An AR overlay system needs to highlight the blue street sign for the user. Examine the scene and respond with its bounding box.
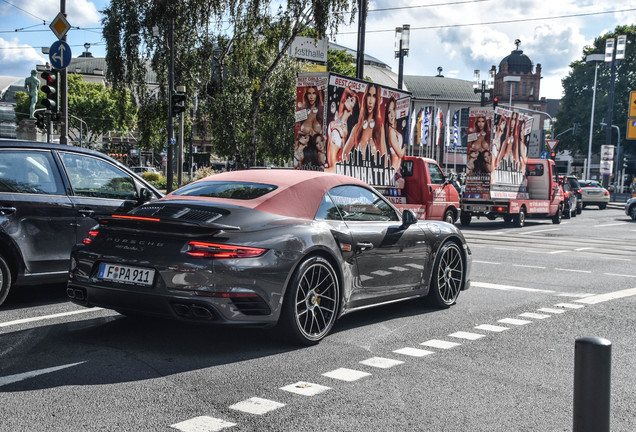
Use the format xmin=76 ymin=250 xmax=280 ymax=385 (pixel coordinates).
xmin=540 ymin=151 xmax=549 ymax=159
xmin=170 ymin=138 xmax=176 ymax=144
xmin=49 ymin=40 xmax=72 ymax=70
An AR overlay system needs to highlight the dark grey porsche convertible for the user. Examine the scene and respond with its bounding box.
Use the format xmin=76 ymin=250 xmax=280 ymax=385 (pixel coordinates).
xmin=68 ymin=169 xmax=471 ymax=344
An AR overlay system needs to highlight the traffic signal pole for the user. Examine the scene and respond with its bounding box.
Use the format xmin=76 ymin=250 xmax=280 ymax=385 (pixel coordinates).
xmin=166 ymin=16 xmax=175 ymax=193
xmin=60 ymin=0 xmax=68 ymax=144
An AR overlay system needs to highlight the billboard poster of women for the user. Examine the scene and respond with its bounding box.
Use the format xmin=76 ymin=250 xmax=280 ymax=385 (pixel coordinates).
xmin=294 ymin=76 xmax=327 ymax=169
xmin=489 ymin=107 xmax=534 ymax=199
xmin=320 ymin=73 xmax=410 ymax=187
xmin=464 ymin=107 xmax=493 ymax=199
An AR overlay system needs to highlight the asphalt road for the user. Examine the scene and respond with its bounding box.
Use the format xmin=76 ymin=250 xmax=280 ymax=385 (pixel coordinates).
xmin=1 ymin=207 xmax=634 ymax=432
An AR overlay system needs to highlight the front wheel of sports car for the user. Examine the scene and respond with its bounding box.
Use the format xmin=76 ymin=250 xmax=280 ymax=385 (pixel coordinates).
xmin=428 ymin=241 xmax=464 ymax=308
xmin=0 ymin=254 xmax=12 ymax=306
xmin=279 ymin=256 xmax=340 ymax=345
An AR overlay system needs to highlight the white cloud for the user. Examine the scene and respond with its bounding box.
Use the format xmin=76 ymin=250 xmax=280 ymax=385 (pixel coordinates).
xmin=0 ymin=37 xmax=46 ymax=77
xmin=67 ymin=0 xmax=102 ymax=26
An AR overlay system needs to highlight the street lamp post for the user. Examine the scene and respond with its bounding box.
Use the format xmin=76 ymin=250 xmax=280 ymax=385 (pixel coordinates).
xmin=473 ymin=69 xmax=494 ymax=106
xmin=503 ymin=76 xmax=521 ymax=107
xmin=601 ymin=121 xmax=622 ymax=190
xmin=585 ymin=53 xmax=604 ymax=180
xmin=604 ymin=35 xmax=626 ymax=150
xmin=394 ymin=25 xmax=410 ymax=90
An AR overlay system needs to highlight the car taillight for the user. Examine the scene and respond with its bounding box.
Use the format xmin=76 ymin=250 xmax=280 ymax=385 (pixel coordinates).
xmin=604 ymin=190 xmax=609 ymax=196
xmin=82 ymin=230 xmax=99 ymax=245
xmin=577 ymin=189 xmax=582 ymax=194
xmin=186 ymin=241 xmax=267 ymax=258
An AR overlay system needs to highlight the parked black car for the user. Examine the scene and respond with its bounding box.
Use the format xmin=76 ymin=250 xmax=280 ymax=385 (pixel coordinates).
xmin=565 ymin=175 xmax=583 ymax=215
xmin=0 ymin=140 xmax=162 ymax=305
xmin=559 ymin=177 xmax=578 ymax=219
xmin=626 ymin=197 xmax=636 ymax=221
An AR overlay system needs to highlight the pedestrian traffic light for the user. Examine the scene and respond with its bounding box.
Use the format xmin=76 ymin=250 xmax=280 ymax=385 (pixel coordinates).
xmin=35 ymin=113 xmax=45 ymax=129
xmin=171 ymin=91 xmax=186 ymax=117
xmin=41 ymin=69 xmax=58 ymax=113
xmin=493 ymin=96 xmax=499 ymax=109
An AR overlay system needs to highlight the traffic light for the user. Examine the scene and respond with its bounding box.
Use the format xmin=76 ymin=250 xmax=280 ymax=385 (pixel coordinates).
xmin=550 ymin=151 xmax=556 ymax=160
xmin=41 ymin=69 xmax=58 ymax=113
xmin=35 ymin=113 xmax=45 ymax=129
xmin=171 ymin=91 xmax=186 ymax=117
xmin=493 ymin=96 xmax=499 ymax=109
xmin=624 ymin=157 xmax=629 ymax=168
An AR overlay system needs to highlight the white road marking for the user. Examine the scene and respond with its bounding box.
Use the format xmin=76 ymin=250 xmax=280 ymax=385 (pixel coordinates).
xmin=574 ymin=287 xmax=636 ymax=305
xmin=519 ymin=312 xmax=551 ymax=319
xmin=474 ymin=324 xmax=509 ymax=332
xmin=448 ymin=331 xmax=485 ymax=340
xmin=359 ymin=357 xmax=404 ymax=369
xmin=279 ymin=382 xmax=330 ymax=396
xmin=548 ymin=250 xmax=569 ymax=254
xmin=421 ymin=339 xmax=460 ymax=349
xmin=388 ymin=266 xmax=409 ymax=272
xmin=322 ymin=368 xmax=371 ymax=382
xmin=473 ymin=260 xmax=501 ymax=265
xmin=556 ymin=293 xmax=595 ymax=298
xmin=537 ymin=307 xmax=566 ymax=314
xmin=359 ymin=275 xmax=373 ymax=282
xmin=555 ymin=268 xmax=592 ymax=273
xmin=405 ymin=263 xmax=424 ymax=270
xmin=574 ymin=247 xmax=593 ymax=251
xmin=472 ymin=281 xmax=555 ymax=293
xmin=521 ymin=228 xmax=561 ymax=235
xmin=554 ymin=303 xmax=585 ymax=309
xmin=0 ymin=308 xmax=104 ymax=329
xmin=604 ymin=273 xmax=636 ymax=278
xmin=229 ymin=397 xmax=285 ymax=415
xmin=512 ymin=264 xmax=546 ymax=269
xmin=596 ymin=222 xmax=630 ymax=227
xmin=393 ymin=347 xmax=435 ymax=357
xmin=0 ymin=361 xmax=86 ymax=387
xmin=371 ymin=270 xmax=392 ymax=276
xmin=498 ymin=318 xmax=532 ymax=326
xmin=171 ymin=416 xmax=236 ymax=432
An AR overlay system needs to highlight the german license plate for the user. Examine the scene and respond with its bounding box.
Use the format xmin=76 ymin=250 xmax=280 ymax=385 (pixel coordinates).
xmin=98 ymin=263 xmax=155 ymax=286
xmin=470 ymin=205 xmax=487 ymax=212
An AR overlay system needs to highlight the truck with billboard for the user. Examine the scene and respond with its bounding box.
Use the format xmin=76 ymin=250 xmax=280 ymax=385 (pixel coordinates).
xmin=295 ymin=72 xmax=460 ymax=222
xmin=459 ymin=106 xmax=564 ymax=227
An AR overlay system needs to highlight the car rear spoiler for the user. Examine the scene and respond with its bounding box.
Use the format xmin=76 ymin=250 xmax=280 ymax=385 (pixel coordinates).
xmin=94 ymin=213 xmax=241 ymax=234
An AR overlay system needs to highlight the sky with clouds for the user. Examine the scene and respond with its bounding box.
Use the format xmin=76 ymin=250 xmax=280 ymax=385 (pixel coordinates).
xmin=0 ymin=0 xmax=633 ymax=99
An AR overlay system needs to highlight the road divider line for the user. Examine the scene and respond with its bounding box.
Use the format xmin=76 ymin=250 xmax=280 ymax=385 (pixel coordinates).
xmin=513 ymin=264 xmax=546 ymax=269
xmin=596 ymin=222 xmax=630 ymax=227
xmin=603 ymin=273 xmax=636 ymax=278
xmin=0 ymin=308 xmax=104 ymax=329
xmin=574 ymin=287 xmax=636 ymax=304
xmin=0 ymin=361 xmax=86 ymax=387
xmin=472 ymin=260 xmax=501 ymax=265
xmin=555 ymin=268 xmax=592 ymax=273
xmin=522 ymin=228 xmax=561 ymax=235
xmin=472 ymin=281 xmax=555 ymax=293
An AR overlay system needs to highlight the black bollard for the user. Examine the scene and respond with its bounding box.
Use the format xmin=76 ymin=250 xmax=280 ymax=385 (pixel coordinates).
xmin=573 ymin=337 xmax=611 ymax=432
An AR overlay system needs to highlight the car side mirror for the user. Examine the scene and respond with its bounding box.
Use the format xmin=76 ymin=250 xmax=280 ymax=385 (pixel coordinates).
xmin=138 ymin=187 xmax=153 ymax=204
xmin=401 ymin=209 xmax=418 ymax=227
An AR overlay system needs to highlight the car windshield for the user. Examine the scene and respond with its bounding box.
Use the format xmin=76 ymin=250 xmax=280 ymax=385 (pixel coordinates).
xmin=172 ymin=181 xmax=277 ymax=199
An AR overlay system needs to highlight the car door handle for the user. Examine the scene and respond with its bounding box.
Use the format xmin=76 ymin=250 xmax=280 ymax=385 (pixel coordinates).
xmin=78 ymin=208 xmax=95 ymax=217
xmin=0 ymin=206 xmax=16 ymax=215
xmin=356 ymin=242 xmax=374 ymax=251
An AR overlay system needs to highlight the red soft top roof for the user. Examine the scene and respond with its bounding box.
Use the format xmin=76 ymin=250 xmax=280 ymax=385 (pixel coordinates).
xmin=161 ymin=169 xmax=371 ymax=219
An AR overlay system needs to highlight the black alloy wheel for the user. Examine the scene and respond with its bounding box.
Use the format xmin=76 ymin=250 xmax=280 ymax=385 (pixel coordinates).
xmin=0 ymin=254 xmax=12 ymax=306
xmin=552 ymin=204 xmax=562 ymax=224
xmin=428 ymin=241 xmax=464 ymax=308
xmin=280 ymin=256 xmax=340 ymax=345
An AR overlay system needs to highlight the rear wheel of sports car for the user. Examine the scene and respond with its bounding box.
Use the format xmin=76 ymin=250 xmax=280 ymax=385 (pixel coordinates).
xmin=279 ymin=256 xmax=340 ymax=345
xmin=428 ymin=241 xmax=464 ymax=308
xmin=0 ymin=254 xmax=12 ymax=306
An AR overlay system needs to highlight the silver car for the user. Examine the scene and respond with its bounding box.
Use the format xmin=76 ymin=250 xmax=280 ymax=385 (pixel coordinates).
xmin=578 ymin=180 xmax=610 ymax=209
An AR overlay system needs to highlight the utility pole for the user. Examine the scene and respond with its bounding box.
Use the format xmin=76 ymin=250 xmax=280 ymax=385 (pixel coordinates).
xmin=167 ymin=16 xmax=175 ymax=192
xmin=355 ymin=0 xmax=366 ymax=79
xmin=59 ymin=0 xmax=68 ymax=144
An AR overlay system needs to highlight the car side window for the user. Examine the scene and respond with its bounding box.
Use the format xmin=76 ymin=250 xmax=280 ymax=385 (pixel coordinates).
xmin=0 ymin=149 xmax=64 ymax=195
xmin=427 ymin=163 xmax=445 ymax=185
xmin=326 ymin=185 xmax=399 ymax=222
xmin=60 ymin=152 xmax=137 ymax=200
xmin=315 ymin=193 xmax=343 ymax=221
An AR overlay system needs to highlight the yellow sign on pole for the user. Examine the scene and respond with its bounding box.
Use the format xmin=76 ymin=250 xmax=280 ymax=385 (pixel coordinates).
xmin=49 ymin=12 xmax=71 ymax=40
xmin=630 ymin=91 xmax=636 ymax=118
xmin=627 ymin=118 xmax=636 ymax=140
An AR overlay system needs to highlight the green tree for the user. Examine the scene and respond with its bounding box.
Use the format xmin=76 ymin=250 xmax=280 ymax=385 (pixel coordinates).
xmin=67 ymin=73 xmax=137 ymax=147
xmin=555 ymin=25 xmax=636 ymax=159
xmin=328 ymin=47 xmax=357 ymax=77
xmin=102 ymin=0 xmax=356 ymax=166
